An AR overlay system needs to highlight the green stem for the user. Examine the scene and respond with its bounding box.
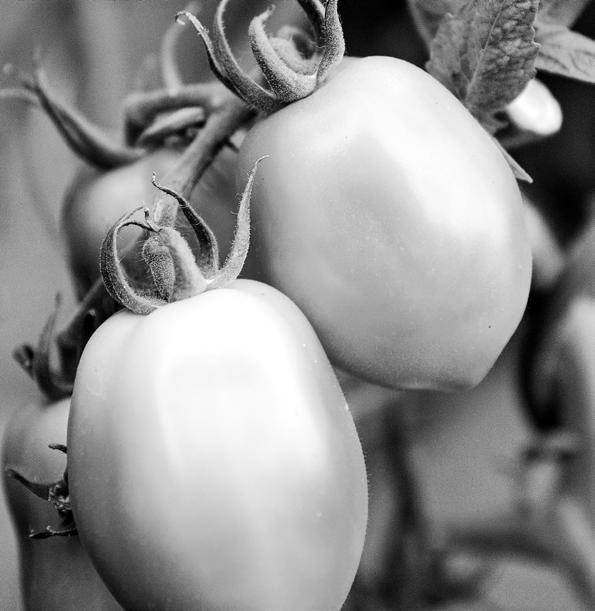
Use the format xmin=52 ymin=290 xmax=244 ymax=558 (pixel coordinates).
xmin=152 ymin=91 xmax=254 ymax=227
xmin=122 ymin=81 xmax=228 ymax=145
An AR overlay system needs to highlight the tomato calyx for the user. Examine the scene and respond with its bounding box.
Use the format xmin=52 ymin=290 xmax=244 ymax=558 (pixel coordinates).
xmin=121 ymin=81 xmax=239 ymax=148
xmin=5 ymin=444 xmax=77 ymax=540
xmin=99 ymin=206 xmax=206 ymax=314
xmin=3 ymin=28 xmax=259 ymax=377
xmin=177 ymin=0 xmax=345 ymax=115
xmin=100 ymin=159 xmax=262 ymax=314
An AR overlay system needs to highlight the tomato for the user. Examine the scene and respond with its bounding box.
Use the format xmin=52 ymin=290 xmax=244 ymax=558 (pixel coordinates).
xmin=68 ymin=279 xmax=368 ymax=611
xmin=529 ymin=216 xmax=595 ymax=419
xmin=61 ymin=146 xmax=241 ymax=299
xmin=2 ymin=398 xmax=121 ymax=610
xmin=238 ymin=56 xmax=532 ymax=391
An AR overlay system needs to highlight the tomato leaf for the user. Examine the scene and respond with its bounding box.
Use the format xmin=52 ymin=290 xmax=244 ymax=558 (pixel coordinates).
xmin=426 ymin=0 xmax=540 ymax=131
xmin=537 ymin=0 xmax=591 ymax=26
xmin=535 ymin=23 xmax=595 ymax=84
xmin=406 ymin=0 xmax=460 ymax=47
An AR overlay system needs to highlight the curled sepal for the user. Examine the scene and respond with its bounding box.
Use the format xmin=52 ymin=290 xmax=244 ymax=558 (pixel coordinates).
xmin=208 ymin=156 xmax=265 ymax=289
xmin=136 ymin=106 xmax=206 ymax=148
xmin=2 ymin=61 xmax=142 ymax=169
xmin=151 ymin=173 xmax=220 ymax=278
xmin=100 ymin=208 xmax=167 ymax=314
xmin=175 ymin=10 xmax=239 ymax=96
xmin=49 ymin=443 xmax=68 ymax=454
xmin=32 ymin=295 xmax=74 ymax=400
xmin=5 ymin=467 xmax=64 ymax=504
xmin=249 ymin=8 xmax=317 ymax=103
xmin=271 ymin=26 xmax=319 ymax=74
xmin=178 ymin=6 xmax=278 ymax=114
xmin=159 ymin=226 xmax=210 ymax=299
xmin=101 ymin=207 xmax=211 ymax=313
xmin=181 ymin=0 xmax=344 ymax=113
xmin=55 ymin=279 xmax=117 ymax=381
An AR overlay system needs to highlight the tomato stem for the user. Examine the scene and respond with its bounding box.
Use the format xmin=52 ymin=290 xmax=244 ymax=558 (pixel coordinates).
xmin=12 ymin=278 xmax=115 ymax=398
xmin=443 ymin=432 xmax=595 ymax=607
xmin=55 ymin=278 xmax=116 ymax=361
xmin=122 ymin=81 xmax=230 ymax=145
xmin=160 ymin=1 xmax=200 ymax=90
xmin=100 ymin=155 xmax=263 ymax=313
xmin=151 ymin=91 xmax=252 ymax=226
xmin=2 ymin=61 xmax=143 ymax=169
xmin=11 ymin=296 xmax=72 ymax=401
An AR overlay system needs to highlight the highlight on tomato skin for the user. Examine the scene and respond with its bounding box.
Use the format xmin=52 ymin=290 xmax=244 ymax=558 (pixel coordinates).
xmin=67 ymin=279 xmax=368 ymax=611
xmin=238 ymin=55 xmax=532 ymax=392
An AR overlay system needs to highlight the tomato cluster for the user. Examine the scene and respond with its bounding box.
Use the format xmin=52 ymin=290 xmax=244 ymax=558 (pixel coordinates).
xmin=2 ymin=1 xmax=535 ymax=609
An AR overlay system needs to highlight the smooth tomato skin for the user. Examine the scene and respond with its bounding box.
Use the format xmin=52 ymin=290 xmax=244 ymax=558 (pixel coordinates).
xmin=61 ymin=146 xmax=242 ymax=298
xmin=239 ymin=56 xmax=532 ymax=391
xmin=2 ymin=398 xmax=121 ymax=610
xmin=68 ymin=279 xmax=368 ymax=611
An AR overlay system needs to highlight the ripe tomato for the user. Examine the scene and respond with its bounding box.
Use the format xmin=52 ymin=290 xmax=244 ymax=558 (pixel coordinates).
xmin=61 ymin=146 xmax=240 ymax=298
xmin=2 ymin=398 xmax=120 ymax=610
xmin=239 ymin=56 xmax=532 ymax=391
xmin=68 ymin=279 xmax=368 ymax=611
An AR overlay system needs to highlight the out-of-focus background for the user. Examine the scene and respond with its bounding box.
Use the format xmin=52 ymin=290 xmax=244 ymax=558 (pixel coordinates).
xmin=1 ymin=1 xmax=594 ymax=609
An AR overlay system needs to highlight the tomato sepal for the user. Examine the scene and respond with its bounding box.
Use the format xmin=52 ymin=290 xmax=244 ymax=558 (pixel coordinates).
xmin=5 ymin=442 xmax=76 ymax=540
